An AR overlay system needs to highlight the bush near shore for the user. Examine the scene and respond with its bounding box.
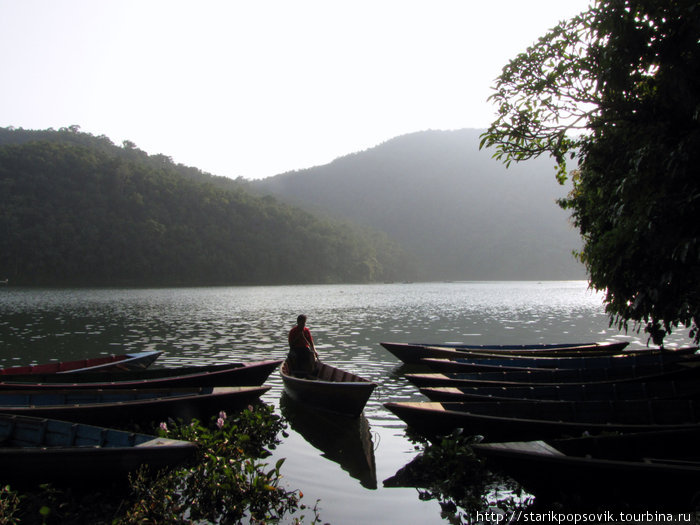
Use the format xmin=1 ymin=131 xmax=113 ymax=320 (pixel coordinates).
xmin=0 ymin=405 xmax=321 ymax=524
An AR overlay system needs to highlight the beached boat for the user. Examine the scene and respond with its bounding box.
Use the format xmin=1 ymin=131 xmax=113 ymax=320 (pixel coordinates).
xmin=280 ymin=360 xmax=377 ymax=417
xmin=384 ymin=399 xmax=700 ymax=441
xmin=404 ymin=360 xmax=700 ymax=388
xmin=472 ymin=428 xmax=700 ymax=508
xmin=420 ymin=347 xmax=699 ymax=373
xmin=0 ymin=350 xmax=162 ymax=375
xmin=0 ymin=413 xmax=196 ymax=484
xmin=0 ymin=359 xmax=282 ymax=390
xmin=0 ymin=385 xmax=270 ymax=426
xmin=418 ymin=379 xmax=700 ymax=402
xmin=380 ymin=341 xmax=631 ymax=364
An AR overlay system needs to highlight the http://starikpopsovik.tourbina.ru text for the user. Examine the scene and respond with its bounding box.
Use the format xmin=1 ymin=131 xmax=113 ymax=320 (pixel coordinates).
xmin=475 ymin=510 xmax=694 ymax=523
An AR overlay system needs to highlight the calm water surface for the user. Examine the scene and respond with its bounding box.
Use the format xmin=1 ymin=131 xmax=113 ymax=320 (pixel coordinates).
xmin=0 ymin=282 xmax=694 ymax=524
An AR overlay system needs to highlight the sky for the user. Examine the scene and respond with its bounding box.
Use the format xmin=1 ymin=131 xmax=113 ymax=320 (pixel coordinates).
xmin=0 ymin=0 xmax=591 ymax=180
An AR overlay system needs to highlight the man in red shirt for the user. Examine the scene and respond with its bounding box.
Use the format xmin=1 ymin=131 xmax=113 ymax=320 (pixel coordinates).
xmin=287 ymin=314 xmax=318 ymax=376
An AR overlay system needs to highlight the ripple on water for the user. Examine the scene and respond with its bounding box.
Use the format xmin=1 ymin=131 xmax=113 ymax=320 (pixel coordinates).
xmin=0 ymin=282 xmax=696 ymax=524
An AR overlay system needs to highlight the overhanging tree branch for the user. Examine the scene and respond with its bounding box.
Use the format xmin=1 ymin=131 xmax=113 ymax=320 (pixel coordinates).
xmin=479 ymin=0 xmax=700 ymax=345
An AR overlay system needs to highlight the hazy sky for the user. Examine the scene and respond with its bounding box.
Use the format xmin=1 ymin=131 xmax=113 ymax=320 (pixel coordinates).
xmin=0 ymin=1 xmax=591 ymax=179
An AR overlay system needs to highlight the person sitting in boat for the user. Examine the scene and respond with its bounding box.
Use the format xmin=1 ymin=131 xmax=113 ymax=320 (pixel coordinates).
xmin=287 ymin=314 xmax=318 ymax=376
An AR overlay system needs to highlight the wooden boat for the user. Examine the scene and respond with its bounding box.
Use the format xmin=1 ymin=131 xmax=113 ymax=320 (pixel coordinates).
xmin=380 ymin=341 xmax=631 ymax=364
xmin=280 ymin=360 xmax=377 ymax=417
xmin=384 ymin=399 xmax=700 ymax=441
xmin=420 ymin=347 xmax=699 ymax=373
xmin=472 ymin=428 xmax=700 ymax=508
xmin=0 ymin=350 xmax=162 ymax=375
xmin=418 ymin=379 xmax=700 ymax=402
xmin=0 ymin=413 xmax=196 ymax=484
xmin=0 ymin=385 xmax=270 ymax=426
xmin=0 ymin=359 xmax=283 ymax=390
xmin=404 ymin=360 xmax=700 ymax=388
xmin=280 ymin=392 xmax=377 ymax=489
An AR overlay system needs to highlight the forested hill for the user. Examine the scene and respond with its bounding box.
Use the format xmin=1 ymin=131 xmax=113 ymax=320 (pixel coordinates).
xmin=251 ymin=129 xmax=586 ymax=280
xmin=0 ymin=127 xmax=408 ymax=286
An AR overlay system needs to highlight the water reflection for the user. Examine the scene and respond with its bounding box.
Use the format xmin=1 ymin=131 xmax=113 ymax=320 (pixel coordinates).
xmin=1 ymin=282 xmax=696 ymax=524
xmin=383 ymin=431 xmax=533 ymax=523
xmin=280 ymin=393 xmax=377 ymax=489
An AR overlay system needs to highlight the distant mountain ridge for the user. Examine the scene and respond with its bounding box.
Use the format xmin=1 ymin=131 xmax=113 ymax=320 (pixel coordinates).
xmin=252 ymin=129 xmax=586 ymax=280
xmin=0 ymin=125 xmax=585 ymax=285
xmin=0 ymin=127 xmax=407 ymax=286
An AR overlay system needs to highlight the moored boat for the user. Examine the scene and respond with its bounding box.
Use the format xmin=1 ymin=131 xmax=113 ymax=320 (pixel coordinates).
xmin=380 ymin=341 xmax=631 ymax=364
xmin=280 ymin=360 xmax=377 ymax=417
xmin=384 ymin=399 xmax=700 ymax=441
xmin=0 ymin=413 xmax=196 ymax=484
xmin=404 ymin=360 xmax=700 ymax=388
xmin=0 ymin=385 xmax=270 ymax=426
xmin=418 ymin=379 xmax=700 ymax=402
xmin=0 ymin=359 xmax=283 ymax=390
xmin=472 ymin=428 xmax=700 ymax=508
xmin=420 ymin=347 xmax=699 ymax=374
xmin=0 ymin=350 xmax=162 ymax=375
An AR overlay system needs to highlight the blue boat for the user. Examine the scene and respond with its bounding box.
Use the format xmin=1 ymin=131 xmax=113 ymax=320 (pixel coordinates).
xmin=405 ymin=360 xmax=700 ymax=388
xmin=420 ymin=347 xmax=699 ymax=373
xmin=0 ymin=413 xmax=196 ymax=484
xmin=418 ymin=378 xmax=700 ymax=402
xmin=380 ymin=341 xmax=630 ymax=364
xmin=0 ymin=385 xmax=270 ymax=425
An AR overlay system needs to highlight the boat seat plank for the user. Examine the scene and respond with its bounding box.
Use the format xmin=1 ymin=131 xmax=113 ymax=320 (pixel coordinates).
xmin=70 ymin=423 xmax=79 ymax=446
xmin=643 ymin=457 xmax=700 ymax=466
xmin=0 ymin=417 xmax=15 ymax=445
xmin=484 ymin=440 xmax=566 ymax=456
xmin=38 ymin=419 xmax=48 ymax=445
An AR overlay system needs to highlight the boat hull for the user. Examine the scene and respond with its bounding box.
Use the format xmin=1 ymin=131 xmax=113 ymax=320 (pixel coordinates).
xmin=404 ymin=362 xmax=700 ymax=388
xmin=0 ymin=351 xmax=162 ymax=375
xmin=418 ymin=379 xmax=700 ymax=402
xmin=0 ymin=360 xmax=282 ymax=390
xmin=473 ymin=428 xmax=700 ymax=508
xmin=0 ymin=385 xmax=270 ymax=426
xmin=419 ymin=348 xmax=699 ymax=373
xmin=280 ymin=361 xmax=376 ymax=417
xmin=380 ymin=341 xmax=631 ymax=364
xmin=0 ymin=413 xmax=196 ymax=485
xmin=384 ymin=399 xmax=700 ymax=441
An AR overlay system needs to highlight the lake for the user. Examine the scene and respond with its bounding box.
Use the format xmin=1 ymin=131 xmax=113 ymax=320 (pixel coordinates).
xmin=0 ymin=281 xmax=694 ymax=524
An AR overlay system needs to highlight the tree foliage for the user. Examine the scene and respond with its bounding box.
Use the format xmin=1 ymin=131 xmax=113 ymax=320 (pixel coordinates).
xmin=481 ymin=0 xmax=700 ymax=344
xmin=0 ymin=406 xmax=321 ymax=524
xmin=0 ymin=127 xmax=407 ymax=286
